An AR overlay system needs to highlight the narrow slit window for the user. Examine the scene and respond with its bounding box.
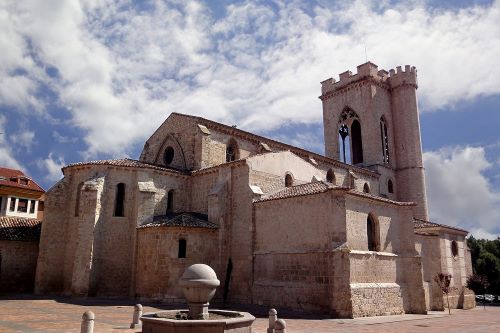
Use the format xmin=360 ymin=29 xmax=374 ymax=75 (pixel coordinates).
xmin=178 ymin=239 xmax=187 ymax=258
xmin=367 ymin=215 xmax=379 ymax=251
xmin=166 ymin=189 xmax=174 ymax=214
xmin=114 ymin=183 xmax=126 ymax=217
xmin=363 ymin=183 xmax=370 ymax=193
xmin=285 ymin=174 xmax=293 ymax=187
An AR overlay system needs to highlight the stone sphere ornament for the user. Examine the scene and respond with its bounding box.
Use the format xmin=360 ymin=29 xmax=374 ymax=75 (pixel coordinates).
xmin=179 ymin=264 xmax=220 ymax=319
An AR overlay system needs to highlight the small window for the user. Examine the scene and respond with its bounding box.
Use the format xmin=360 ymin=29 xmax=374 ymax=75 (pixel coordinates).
xmin=164 ymin=146 xmax=174 ymax=165
xmin=178 ymin=239 xmax=187 ymax=258
xmin=451 ymin=240 xmax=458 ymax=257
xmin=367 ymin=215 xmax=379 ymax=251
xmin=166 ymin=189 xmax=174 ymax=213
xmin=17 ymin=198 xmax=28 ymax=213
xmin=29 ymin=200 xmax=36 ymax=214
xmin=363 ymin=183 xmax=370 ymax=193
xmin=388 ymin=179 xmax=394 ymax=194
xmin=285 ymin=174 xmax=293 ymax=187
xmin=114 ymin=183 xmax=126 ymax=217
xmin=19 ymin=178 xmax=29 ymax=185
xmin=326 ymin=169 xmax=335 ymax=184
xmin=9 ymin=198 xmax=16 ymax=212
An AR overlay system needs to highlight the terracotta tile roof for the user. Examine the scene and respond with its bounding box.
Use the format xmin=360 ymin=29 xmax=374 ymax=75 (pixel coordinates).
xmin=414 ymin=218 xmax=468 ymax=233
xmin=256 ymin=181 xmax=333 ymax=202
xmin=64 ymin=158 xmax=187 ymax=175
xmin=0 ymin=216 xmax=41 ymax=241
xmin=139 ymin=212 xmax=218 ymax=230
xmin=0 ymin=167 xmax=44 ymax=192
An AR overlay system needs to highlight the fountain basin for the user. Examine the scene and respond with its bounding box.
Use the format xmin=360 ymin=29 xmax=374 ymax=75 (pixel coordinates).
xmin=141 ymin=309 xmax=255 ymax=333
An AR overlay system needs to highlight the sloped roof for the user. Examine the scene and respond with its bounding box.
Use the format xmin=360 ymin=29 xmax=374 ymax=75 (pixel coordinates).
xmin=0 ymin=216 xmax=42 ymax=241
xmin=0 ymin=167 xmax=44 ymax=193
xmin=414 ymin=218 xmax=468 ymax=233
xmin=166 ymin=113 xmax=378 ymax=177
xmin=257 ymin=181 xmax=333 ymax=202
xmin=64 ymin=158 xmax=187 ymax=174
xmin=139 ymin=212 xmax=218 ymax=230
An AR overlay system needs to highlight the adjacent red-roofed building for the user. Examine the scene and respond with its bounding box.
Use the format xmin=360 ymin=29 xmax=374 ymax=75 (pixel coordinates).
xmin=0 ymin=167 xmax=44 ymax=293
xmin=0 ymin=167 xmax=45 ymax=220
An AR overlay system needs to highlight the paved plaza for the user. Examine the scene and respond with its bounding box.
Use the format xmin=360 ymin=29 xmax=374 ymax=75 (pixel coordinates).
xmin=0 ymin=296 xmax=498 ymax=332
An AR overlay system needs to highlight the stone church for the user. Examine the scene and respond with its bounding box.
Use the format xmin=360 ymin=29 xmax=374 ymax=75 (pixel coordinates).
xmin=35 ymin=62 xmax=474 ymax=318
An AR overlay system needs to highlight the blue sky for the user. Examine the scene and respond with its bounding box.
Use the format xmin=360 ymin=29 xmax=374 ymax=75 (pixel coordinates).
xmin=0 ymin=0 xmax=499 ymax=238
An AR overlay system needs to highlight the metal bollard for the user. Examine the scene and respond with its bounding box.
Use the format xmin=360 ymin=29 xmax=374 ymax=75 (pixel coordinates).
xmin=130 ymin=304 xmax=143 ymax=329
xmin=274 ymin=318 xmax=286 ymax=333
xmin=81 ymin=310 xmax=95 ymax=333
xmin=267 ymin=308 xmax=277 ymax=333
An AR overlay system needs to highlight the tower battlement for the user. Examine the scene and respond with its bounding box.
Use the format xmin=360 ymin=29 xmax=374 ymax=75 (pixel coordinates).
xmin=320 ymin=62 xmax=418 ymax=95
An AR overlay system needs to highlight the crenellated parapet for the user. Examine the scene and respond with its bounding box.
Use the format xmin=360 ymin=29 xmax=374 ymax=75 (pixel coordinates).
xmin=320 ymin=62 xmax=418 ymax=97
xmin=387 ymin=65 xmax=418 ymax=90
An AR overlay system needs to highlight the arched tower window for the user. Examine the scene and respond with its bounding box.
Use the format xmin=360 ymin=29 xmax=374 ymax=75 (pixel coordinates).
xmin=75 ymin=182 xmax=83 ymax=216
xmin=326 ymin=169 xmax=335 ymax=184
xmin=226 ymin=138 xmax=239 ymax=162
xmin=380 ymin=117 xmax=390 ymax=163
xmin=367 ymin=214 xmax=379 ymax=251
xmin=388 ymin=179 xmax=394 ymax=194
xmin=285 ymin=174 xmax=293 ymax=187
xmin=178 ymin=239 xmax=187 ymax=258
xmin=114 ymin=183 xmax=125 ymax=217
xmin=338 ymin=108 xmax=363 ymax=165
xmin=363 ymin=183 xmax=370 ymax=193
xmin=166 ymin=189 xmax=174 ymax=214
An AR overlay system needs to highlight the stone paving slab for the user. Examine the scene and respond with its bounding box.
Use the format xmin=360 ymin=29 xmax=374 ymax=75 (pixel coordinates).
xmin=0 ymin=296 xmax=499 ymax=332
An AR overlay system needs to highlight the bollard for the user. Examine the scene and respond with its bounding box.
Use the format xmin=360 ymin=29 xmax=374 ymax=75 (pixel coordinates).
xmin=267 ymin=308 xmax=277 ymax=333
xmin=274 ymin=318 xmax=286 ymax=333
xmin=130 ymin=304 xmax=143 ymax=329
xmin=81 ymin=310 xmax=95 ymax=333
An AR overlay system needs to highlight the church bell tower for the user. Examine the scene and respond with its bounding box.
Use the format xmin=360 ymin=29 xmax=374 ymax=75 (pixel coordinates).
xmin=319 ymin=62 xmax=429 ymax=221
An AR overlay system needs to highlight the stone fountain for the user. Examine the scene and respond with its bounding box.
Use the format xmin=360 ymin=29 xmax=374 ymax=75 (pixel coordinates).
xmin=141 ymin=264 xmax=255 ymax=333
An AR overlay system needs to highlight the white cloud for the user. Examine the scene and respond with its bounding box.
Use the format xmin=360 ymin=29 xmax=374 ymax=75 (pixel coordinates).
xmin=0 ymin=115 xmax=24 ymax=170
xmin=1 ymin=0 xmax=500 ymax=158
xmin=37 ymin=153 xmax=65 ymax=183
xmin=11 ymin=129 xmax=35 ymax=151
xmin=424 ymin=146 xmax=500 ymax=239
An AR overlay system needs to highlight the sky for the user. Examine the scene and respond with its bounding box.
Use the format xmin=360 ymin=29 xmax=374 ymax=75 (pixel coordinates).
xmin=0 ymin=0 xmax=499 ymax=239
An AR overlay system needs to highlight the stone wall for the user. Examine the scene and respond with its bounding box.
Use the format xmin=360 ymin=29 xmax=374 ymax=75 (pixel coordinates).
xmin=135 ymin=226 xmax=218 ymax=300
xmin=0 ymin=240 xmax=38 ymax=293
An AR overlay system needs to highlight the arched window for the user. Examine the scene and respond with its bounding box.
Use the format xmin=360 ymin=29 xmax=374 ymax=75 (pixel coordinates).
xmin=226 ymin=138 xmax=239 ymax=162
xmin=114 ymin=183 xmax=125 ymax=217
xmin=75 ymin=182 xmax=83 ymax=216
xmin=285 ymin=174 xmax=293 ymax=187
xmin=164 ymin=146 xmax=175 ymax=165
xmin=363 ymin=183 xmax=370 ymax=193
xmin=388 ymin=179 xmax=394 ymax=194
xmin=338 ymin=108 xmax=363 ymax=165
xmin=367 ymin=214 xmax=379 ymax=251
xmin=380 ymin=117 xmax=390 ymax=163
xmin=166 ymin=189 xmax=174 ymax=214
xmin=451 ymin=240 xmax=458 ymax=257
xmin=178 ymin=239 xmax=187 ymax=258
xmin=326 ymin=168 xmax=335 ymax=184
